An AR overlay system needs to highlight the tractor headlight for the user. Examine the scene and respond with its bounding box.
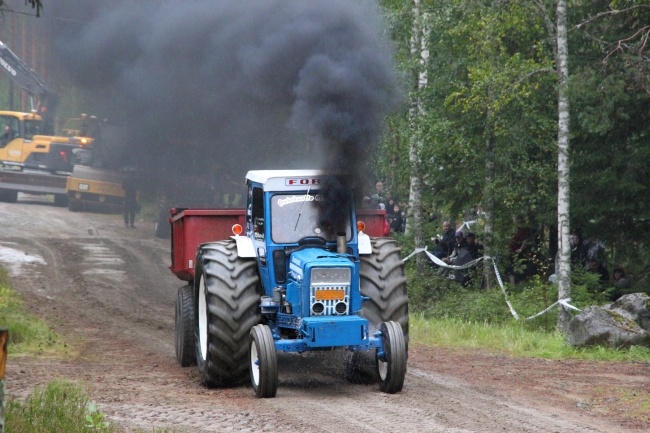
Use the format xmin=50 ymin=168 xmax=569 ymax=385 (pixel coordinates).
xmin=310 ymin=267 xmax=351 ymax=286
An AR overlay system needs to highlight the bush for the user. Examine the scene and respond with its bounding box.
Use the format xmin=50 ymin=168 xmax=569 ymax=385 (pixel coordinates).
xmin=6 ymin=380 xmax=178 ymax=433
xmin=6 ymin=380 xmax=120 ymax=433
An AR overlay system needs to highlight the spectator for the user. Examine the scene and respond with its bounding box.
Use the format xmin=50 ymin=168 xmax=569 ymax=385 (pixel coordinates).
xmin=466 ymin=232 xmax=483 ymax=260
xmin=370 ymin=194 xmax=385 ymax=210
xmin=444 ymin=231 xmax=473 ymax=285
xmin=606 ymin=266 xmax=633 ymax=301
xmin=391 ymin=204 xmax=404 ymax=233
xmin=586 ymin=239 xmax=607 ymax=264
xmin=508 ymin=219 xmax=535 ymax=284
xmin=442 ymin=231 xmax=467 ymax=264
xmin=586 ymin=258 xmax=609 ymax=285
xmin=432 ymin=221 xmax=455 ymax=260
xmin=121 ymin=167 xmax=138 ymax=228
xmin=570 ymin=233 xmax=588 ymax=267
xmin=386 ymin=197 xmax=396 ymax=217
xmin=375 ymin=181 xmax=385 ymax=201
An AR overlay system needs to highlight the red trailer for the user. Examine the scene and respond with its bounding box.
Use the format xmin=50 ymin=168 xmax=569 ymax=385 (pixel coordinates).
xmin=169 ymin=208 xmax=387 ymax=281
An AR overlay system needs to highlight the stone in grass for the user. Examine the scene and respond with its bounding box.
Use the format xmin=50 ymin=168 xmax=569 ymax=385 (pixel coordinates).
xmin=567 ymin=306 xmax=650 ymax=349
xmin=606 ymin=293 xmax=650 ymax=332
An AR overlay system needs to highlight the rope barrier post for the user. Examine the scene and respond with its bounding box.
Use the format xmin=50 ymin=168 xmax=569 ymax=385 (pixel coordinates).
xmin=0 ymin=329 xmax=7 ymax=433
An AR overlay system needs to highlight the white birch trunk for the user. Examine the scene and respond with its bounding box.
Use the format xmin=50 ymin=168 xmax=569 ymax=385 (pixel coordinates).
xmin=483 ymin=104 xmax=495 ymax=289
xmin=556 ymin=0 xmax=572 ymax=332
xmin=406 ymin=1 xmax=428 ymax=270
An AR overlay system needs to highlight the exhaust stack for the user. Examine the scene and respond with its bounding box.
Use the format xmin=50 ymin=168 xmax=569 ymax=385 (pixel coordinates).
xmin=336 ymin=232 xmax=347 ymax=254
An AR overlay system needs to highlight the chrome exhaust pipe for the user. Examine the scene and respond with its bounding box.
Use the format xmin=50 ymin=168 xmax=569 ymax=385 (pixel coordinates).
xmin=337 ymin=232 xmax=347 ymax=254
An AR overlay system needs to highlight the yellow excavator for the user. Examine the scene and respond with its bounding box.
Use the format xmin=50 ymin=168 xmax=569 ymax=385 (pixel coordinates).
xmin=0 ymin=40 xmax=81 ymax=205
xmin=61 ymin=115 xmax=128 ymax=213
xmin=0 ymin=40 xmax=127 ymax=211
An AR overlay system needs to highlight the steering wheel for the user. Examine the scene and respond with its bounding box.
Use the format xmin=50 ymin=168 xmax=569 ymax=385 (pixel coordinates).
xmin=298 ymin=236 xmax=327 ymax=246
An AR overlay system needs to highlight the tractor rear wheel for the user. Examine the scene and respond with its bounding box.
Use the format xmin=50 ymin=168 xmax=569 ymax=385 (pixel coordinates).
xmin=249 ymin=324 xmax=278 ymax=398
xmin=377 ymin=321 xmax=407 ymax=393
xmin=360 ymin=237 xmax=409 ymax=344
xmin=175 ymin=284 xmax=196 ymax=367
xmin=195 ymin=240 xmax=262 ymax=387
xmin=154 ymin=193 xmax=171 ymax=238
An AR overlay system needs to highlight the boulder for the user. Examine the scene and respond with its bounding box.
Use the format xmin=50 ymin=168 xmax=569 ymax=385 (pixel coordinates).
xmin=567 ymin=306 xmax=650 ymax=348
xmin=606 ymin=293 xmax=650 ymax=332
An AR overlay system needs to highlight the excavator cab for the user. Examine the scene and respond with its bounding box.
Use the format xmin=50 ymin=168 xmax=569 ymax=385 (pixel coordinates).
xmin=0 ymin=115 xmax=20 ymax=148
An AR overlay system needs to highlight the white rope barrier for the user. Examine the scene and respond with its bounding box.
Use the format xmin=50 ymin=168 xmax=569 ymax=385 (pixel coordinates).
xmin=402 ymin=246 xmax=581 ymax=321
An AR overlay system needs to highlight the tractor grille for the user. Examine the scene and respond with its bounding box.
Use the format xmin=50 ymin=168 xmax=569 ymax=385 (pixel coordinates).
xmin=309 ymin=285 xmax=350 ymax=316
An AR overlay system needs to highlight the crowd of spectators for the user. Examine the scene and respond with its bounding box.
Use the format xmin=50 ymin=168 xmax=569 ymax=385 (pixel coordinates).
xmin=361 ymin=182 xmax=407 ymax=235
xmin=363 ymin=181 xmax=639 ymax=300
xmin=569 ymin=233 xmax=635 ymax=301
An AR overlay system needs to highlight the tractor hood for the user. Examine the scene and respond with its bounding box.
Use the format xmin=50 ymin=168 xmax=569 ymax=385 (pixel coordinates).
xmin=286 ymin=248 xmax=361 ymax=318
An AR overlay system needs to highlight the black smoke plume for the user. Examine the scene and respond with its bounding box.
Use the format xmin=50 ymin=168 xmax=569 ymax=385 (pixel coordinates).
xmin=47 ymin=0 xmax=400 ymax=220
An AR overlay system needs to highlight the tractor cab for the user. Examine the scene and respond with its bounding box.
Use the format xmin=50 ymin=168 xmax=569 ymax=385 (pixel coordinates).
xmin=245 ymin=170 xmax=359 ymax=299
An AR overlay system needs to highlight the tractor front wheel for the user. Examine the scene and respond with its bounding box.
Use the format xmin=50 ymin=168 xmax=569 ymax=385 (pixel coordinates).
xmin=175 ymin=284 xmax=196 ymax=367
xmin=249 ymin=324 xmax=278 ymax=398
xmin=377 ymin=321 xmax=407 ymax=394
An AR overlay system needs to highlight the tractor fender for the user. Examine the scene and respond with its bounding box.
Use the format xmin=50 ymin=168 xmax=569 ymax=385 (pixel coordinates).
xmin=358 ymin=231 xmax=372 ymax=255
xmin=231 ymin=235 xmax=256 ymax=258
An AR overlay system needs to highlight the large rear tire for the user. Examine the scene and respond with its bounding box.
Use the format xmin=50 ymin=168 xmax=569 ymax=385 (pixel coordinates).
xmin=195 ymin=240 xmax=262 ymax=387
xmin=360 ymin=237 xmax=409 ymax=344
xmin=175 ymin=284 xmax=196 ymax=367
xmin=249 ymin=324 xmax=278 ymax=398
xmin=154 ymin=193 xmax=171 ymax=238
xmin=377 ymin=321 xmax=407 ymax=394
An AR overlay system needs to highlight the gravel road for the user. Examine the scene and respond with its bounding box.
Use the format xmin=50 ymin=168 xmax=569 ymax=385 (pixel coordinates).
xmin=0 ymin=196 xmax=637 ymax=432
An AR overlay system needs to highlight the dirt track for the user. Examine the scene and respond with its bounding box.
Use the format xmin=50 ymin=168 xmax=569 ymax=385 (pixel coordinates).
xmin=1 ymin=197 xmax=647 ymax=432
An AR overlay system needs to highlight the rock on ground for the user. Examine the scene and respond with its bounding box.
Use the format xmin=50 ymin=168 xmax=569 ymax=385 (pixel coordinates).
xmin=568 ymin=305 xmax=650 ymax=348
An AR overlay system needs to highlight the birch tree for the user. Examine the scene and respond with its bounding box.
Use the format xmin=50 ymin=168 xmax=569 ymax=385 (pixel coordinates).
xmin=406 ymin=0 xmax=428 ymax=272
xmin=555 ymin=0 xmax=572 ymax=332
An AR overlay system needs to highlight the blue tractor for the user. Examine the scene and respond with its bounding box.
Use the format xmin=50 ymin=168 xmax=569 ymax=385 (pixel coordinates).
xmin=175 ymin=170 xmax=409 ymax=397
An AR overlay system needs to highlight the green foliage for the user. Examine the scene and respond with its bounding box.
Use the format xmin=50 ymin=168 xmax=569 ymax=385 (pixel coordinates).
xmin=411 ymin=314 xmax=650 ymax=361
xmin=378 ymin=0 xmax=650 ymax=292
xmin=6 ymin=380 xmax=120 ymax=433
xmin=6 ymin=379 xmax=179 ymax=433
xmin=0 ymin=269 xmax=72 ymax=356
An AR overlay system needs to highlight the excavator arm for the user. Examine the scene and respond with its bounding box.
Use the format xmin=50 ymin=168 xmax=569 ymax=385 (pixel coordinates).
xmin=0 ymin=40 xmax=58 ymax=134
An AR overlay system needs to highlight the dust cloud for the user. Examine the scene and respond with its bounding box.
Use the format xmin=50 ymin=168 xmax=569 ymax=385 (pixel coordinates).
xmin=46 ymin=0 xmax=401 ymax=210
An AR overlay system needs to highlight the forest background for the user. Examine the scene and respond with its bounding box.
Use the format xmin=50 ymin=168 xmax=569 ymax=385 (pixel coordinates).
xmin=373 ymin=0 xmax=650 ymax=328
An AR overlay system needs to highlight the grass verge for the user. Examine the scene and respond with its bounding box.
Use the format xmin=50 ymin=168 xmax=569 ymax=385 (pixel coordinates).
xmin=6 ymin=379 xmax=177 ymax=433
xmin=0 ymin=268 xmax=73 ymax=357
xmin=411 ymin=314 xmax=650 ymax=361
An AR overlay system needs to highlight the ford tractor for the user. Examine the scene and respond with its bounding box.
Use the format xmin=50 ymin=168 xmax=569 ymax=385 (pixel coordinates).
xmin=170 ymin=170 xmax=408 ymax=397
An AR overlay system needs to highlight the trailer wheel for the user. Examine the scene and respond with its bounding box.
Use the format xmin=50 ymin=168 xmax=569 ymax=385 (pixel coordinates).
xmin=154 ymin=194 xmax=171 ymax=238
xmin=0 ymin=189 xmax=17 ymax=203
xmin=175 ymin=284 xmax=196 ymax=367
xmin=360 ymin=237 xmax=409 ymax=345
xmin=377 ymin=321 xmax=407 ymax=394
xmin=249 ymin=324 xmax=278 ymax=398
xmin=195 ymin=240 xmax=262 ymax=387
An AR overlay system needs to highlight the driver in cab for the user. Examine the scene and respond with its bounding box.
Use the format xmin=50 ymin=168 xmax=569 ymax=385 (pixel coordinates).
xmin=0 ymin=125 xmax=14 ymax=147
